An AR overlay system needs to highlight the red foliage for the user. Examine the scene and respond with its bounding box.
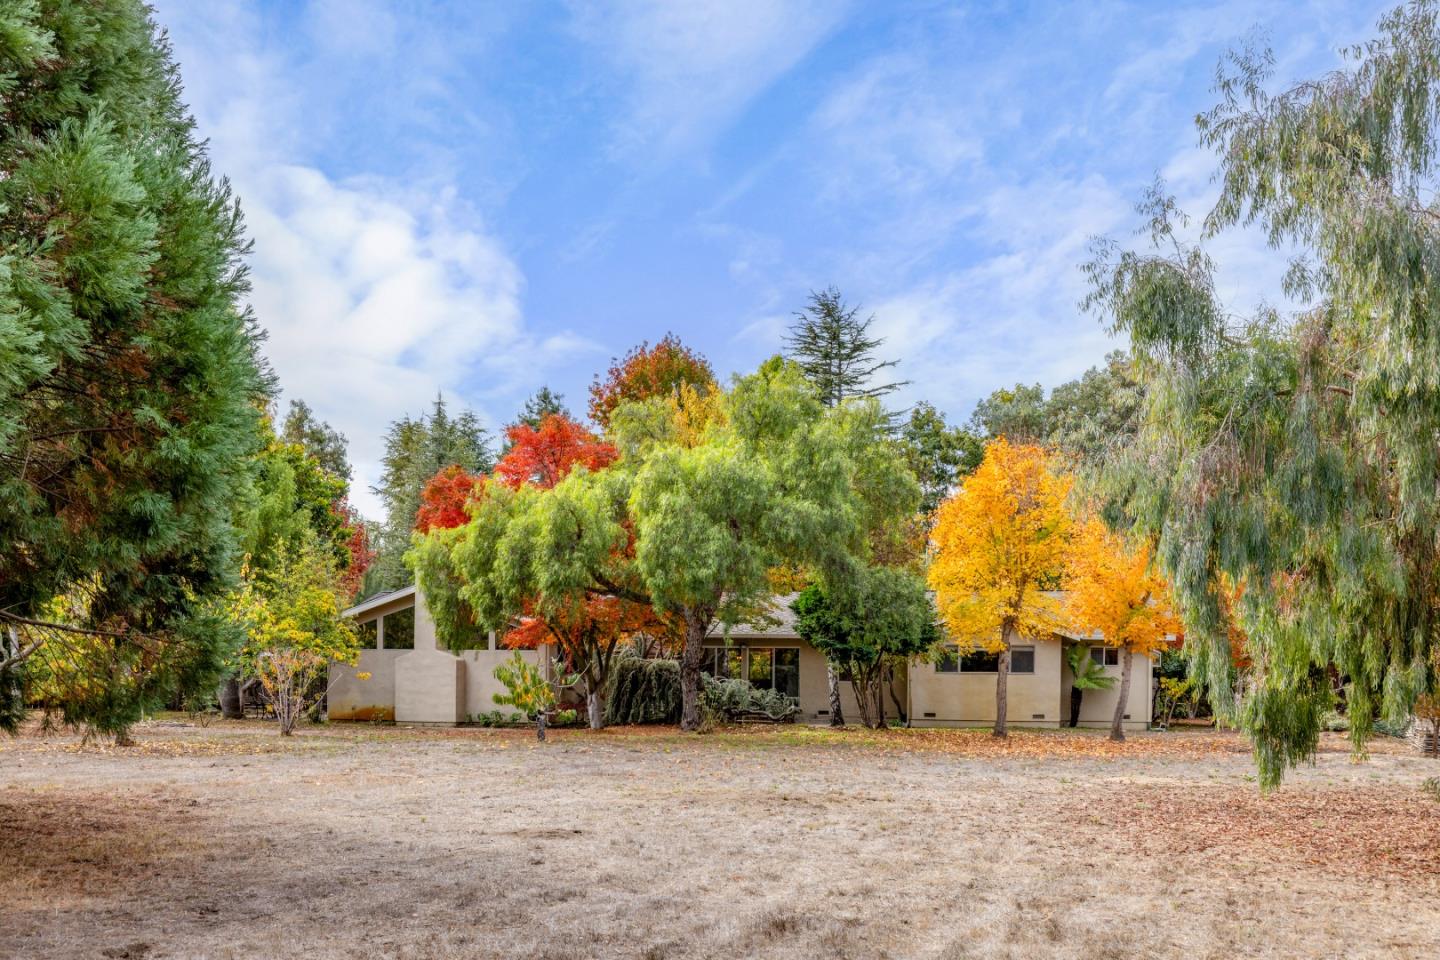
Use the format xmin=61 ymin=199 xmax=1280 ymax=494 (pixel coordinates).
xmin=503 ymin=595 xmax=668 ymax=671
xmin=493 ymin=414 xmax=617 ymax=490
xmin=415 ymin=465 xmax=484 ymax=533
xmin=331 ymin=497 xmax=375 ymax=600
xmin=587 ymin=333 xmax=715 ymax=429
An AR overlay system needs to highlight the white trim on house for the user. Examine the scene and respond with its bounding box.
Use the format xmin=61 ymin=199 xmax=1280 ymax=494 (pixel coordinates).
xmin=342 ymin=584 xmax=416 ymax=620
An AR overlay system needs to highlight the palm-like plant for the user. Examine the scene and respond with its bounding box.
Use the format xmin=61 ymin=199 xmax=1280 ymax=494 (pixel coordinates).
xmin=1065 ymin=644 xmax=1117 ymax=728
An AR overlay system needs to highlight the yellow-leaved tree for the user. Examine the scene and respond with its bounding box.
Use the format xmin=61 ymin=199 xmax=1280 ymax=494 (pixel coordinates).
xmin=929 ymin=438 xmax=1073 ymax=737
xmin=1065 ymin=516 xmax=1180 ymax=741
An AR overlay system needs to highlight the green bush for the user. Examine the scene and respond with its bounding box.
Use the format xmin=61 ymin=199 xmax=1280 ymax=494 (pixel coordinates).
xmin=552 ymin=708 xmax=580 ymax=727
xmin=701 ymin=674 xmax=798 ymax=722
xmin=604 ymin=657 xmax=681 ymax=725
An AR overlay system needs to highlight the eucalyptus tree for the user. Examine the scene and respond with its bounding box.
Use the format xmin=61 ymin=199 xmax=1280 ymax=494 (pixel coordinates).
xmin=1085 ymin=2 xmax=1440 ymax=786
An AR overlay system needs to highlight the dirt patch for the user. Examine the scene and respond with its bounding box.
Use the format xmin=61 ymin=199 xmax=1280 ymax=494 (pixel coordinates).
xmin=1 ymin=722 xmax=1437 ymax=960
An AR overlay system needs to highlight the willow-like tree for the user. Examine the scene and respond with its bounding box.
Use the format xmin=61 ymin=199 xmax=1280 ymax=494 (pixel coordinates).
xmin=929 ymin=439 xmax=1073 ymax=737
xmin=0 ymin=1 xmax=270 ymax=737
xmin=1084 ymin=2 xmax=1440 ymax=786
xmin=1064 ymin=516 xmax=1179 ymax=741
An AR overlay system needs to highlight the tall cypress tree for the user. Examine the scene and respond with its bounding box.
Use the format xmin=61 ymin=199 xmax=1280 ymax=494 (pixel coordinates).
xmin=0 ymin=1 xmax=271 ymax=736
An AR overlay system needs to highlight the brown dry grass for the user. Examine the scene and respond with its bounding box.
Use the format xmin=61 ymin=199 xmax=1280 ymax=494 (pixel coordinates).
xmin=1 ymin=720 xmax=1436 ymax=960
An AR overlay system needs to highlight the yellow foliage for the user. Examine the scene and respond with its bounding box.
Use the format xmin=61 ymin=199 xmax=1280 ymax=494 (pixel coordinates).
xmin=666 ymin=381 xmax=726 ymax=448
xmin=928 ymin=438 xmax=1073 ymax=651
xmin=1064 ymin=515 xmax=1180 ymax=656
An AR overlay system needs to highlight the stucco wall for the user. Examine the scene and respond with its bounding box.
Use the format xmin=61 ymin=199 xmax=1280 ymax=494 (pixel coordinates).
xmin=328 ymin=649 xmax=400 ymax=721
xmin=395 ymin=649 xmax=466 ymax=724
xmin=908 ymin=631 xmax=1066 ymax=727
xmin=1061 ymin=647 xmax=1154 ymax=729
xmin=460 ymin=647 xmax=548 ymax=720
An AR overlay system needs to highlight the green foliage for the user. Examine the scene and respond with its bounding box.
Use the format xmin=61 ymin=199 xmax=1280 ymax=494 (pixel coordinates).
xmin=492 ymin=652 xmax=554 ymax=719
xmin=280 ymin=399 xmax=350 ymax=481
xmin=900 ymin=402 xmax=983 ymax=516
xmin=700 ymin=674 xmax=798 ymax=722
xmin=369 ymin=396 xmax=492 ymax=594
xmin=512 ymin=387 xmax=569 ymax=432
xmin=603 ymin=656 xmax=681 ymax=725
xmin=1066 ymin=644 xmax=1118 ymax=692
xmin=0 ymin=0 xmax=270 ymax=735
xmin=784 ymin=287 xmax=906 ymax=410
xmin=1085 ymin=3 xmax=1440 ymax=787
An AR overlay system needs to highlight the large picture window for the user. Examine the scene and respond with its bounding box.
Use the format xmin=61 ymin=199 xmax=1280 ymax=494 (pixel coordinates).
xmin=381 ymin=606 xmax=415 ymax=650
xmin=1090 ymin=646 xmax=1119 ymax=667
xmin=702 ymin=646 xmax=799 ymax=700
xmin=356 ymin=618 xmax=378 ymax=650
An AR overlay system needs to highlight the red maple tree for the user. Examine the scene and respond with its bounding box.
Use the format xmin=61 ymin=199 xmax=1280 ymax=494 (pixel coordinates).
xmin=493 ymin=413 xmax=617 ymax=490
xmin=587 ymin=333 xmax=715 ymax=429
xmin=414 ymin=464 xmax=484 ymax=533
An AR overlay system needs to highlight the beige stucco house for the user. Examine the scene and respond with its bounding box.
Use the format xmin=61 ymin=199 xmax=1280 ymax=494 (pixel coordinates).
xmin=334 ymin=587 xmax=1154 ymax=729
xmin=331 ymin=585 xmax=550 ymax=724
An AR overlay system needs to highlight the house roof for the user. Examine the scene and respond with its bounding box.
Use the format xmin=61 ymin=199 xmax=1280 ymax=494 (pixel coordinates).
xmin=342 ymin=583 xmax=416 ymax=620
xmin=722 ymin=593 xmax=802 ymax=638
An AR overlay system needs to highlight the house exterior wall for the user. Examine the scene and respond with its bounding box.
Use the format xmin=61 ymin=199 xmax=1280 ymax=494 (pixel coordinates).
xmin=332 ymin=588 xmax=552 ymax=723
xmin=1060 ymin=647 xmax=1154 ymax=729
xmin=716 ymin=632 xmax=908 ymax=726
xmin=908 ymin=630 xmax=1067 ymax=728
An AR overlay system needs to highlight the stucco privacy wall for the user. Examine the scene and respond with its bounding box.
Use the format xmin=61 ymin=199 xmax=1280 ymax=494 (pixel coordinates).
xmin=329 ymin=589 xmax=421 ymax=722
xmin=909 ymin=631 xmax=1068 ymax=728
xmin=461 ymin=648 xmax=548 ymax=719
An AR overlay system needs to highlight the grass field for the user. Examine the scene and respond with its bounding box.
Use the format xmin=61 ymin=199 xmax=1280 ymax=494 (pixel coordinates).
xmin=2 ymin=720 xmax=1437 ymax=959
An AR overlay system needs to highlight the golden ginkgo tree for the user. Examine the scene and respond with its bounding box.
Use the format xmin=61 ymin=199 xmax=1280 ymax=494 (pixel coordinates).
xmin=928 ymin=438 xmax=1073 ymax=737
xmin=1064 ymin=516 xmax=1180 ymax=741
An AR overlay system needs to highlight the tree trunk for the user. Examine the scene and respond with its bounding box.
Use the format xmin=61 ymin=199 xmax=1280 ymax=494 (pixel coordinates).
xmin=1110 ymin=647 xmax=1133 ymax=742
xmin=886 ymin=664 xmax=907 ymax=725
xmin=872 ymin=673 xmax=886 ymax=730
xmin=219 ymin=675 xmax=243 ymax=719
xmin=587 ymin=688 xmax=604 ymax=730
xmin=849 ymin=678 xmax=872 ymax=729
xmin=679 ymin=613 xmax=707 ymax=732
xmin=826 ymin=663 xmax=845 ymax=727
xmin=1069 ymin=686 xmax=1082 ymax=728
xmin=113 ymin=728 xmax=135 ymax=747
xmin=993 ymin=634 xmax=1011 ymax=738
xmin=535 ymin=710 xmax=547 ymax=742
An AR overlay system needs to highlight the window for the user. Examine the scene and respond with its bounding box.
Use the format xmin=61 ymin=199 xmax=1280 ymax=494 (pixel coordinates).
xmin=1090 ymin=646 xmax=1119 ymax=667
xmin=1010 ymin=646 xmax=1036 ymax=674
xmin=382 ymin=606 xmax=415 ymax=650
xmin=935 ymin=645 xmax=959 ymax=673
xmin=773 ymin=648 xmax=799 ymax=700
xmin=356 ymin=618 xmax=378 ymax=650
xmin=959 ymin=650 xmax=1000 ymax=673
xmin=703 ymin=646 xmax=799 ymax=700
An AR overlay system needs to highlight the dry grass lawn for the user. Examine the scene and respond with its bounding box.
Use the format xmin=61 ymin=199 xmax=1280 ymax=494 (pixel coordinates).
xmin=1 ymin=720 xmax=1437 ymax=960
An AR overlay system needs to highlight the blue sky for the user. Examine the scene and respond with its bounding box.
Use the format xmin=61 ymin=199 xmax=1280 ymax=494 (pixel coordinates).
xmin=151 ymin=0 xmax=1390 ymax=517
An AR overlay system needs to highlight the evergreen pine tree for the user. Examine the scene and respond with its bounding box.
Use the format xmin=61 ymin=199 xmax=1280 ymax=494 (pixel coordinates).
xmin=0 ymin=0 xmax=270 ymax=737
xmin=367 ymin=396 xmax=492 ymax=593
xmin=514 ymin=387 xmax=569 ymax=430
xmin=785 ymin=287 xmax=907 ymax=408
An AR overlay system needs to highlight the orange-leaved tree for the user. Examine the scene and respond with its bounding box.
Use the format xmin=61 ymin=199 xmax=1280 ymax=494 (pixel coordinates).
xmin=493 ymin=413 xmax=618 ymax=490
xmin=928 ymin=438 xmax=1073 ymax=737
xmin=415 ymin=465 xmax=485 ymax=533
xmin=587 ymin=333 xmax=716 ymax=429
xmin=1064 ymin=515 xmax=1180 ymax=741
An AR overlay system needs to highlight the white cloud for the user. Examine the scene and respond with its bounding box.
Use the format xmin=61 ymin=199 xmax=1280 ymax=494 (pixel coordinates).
xmin=151 ymin=0 xmax=587 ymax=518
xmin=568 ymin=0 xmax=850 ymax=159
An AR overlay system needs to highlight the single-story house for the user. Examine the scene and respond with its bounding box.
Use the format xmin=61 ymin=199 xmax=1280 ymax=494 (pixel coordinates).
xmin=333 ymin=587 xmax=1154 ymax=729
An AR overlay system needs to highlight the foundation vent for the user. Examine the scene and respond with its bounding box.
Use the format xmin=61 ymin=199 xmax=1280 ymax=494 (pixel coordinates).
xmin=1032 ymin=713 xmax=1046 ymax=719
xmin=923 ymin=712 xmax=936 ymax=719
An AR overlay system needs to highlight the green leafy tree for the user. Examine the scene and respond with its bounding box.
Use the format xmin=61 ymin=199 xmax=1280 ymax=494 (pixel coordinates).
xmin=0 ymin=0 xmax=270 ymax=738
xmin=900 ymin=401 xmax=984 ymax=517
xmin=792 ymin=567 xmax=938 ymax=728
xmin=428 ymin=359 xmax=918 ymax=731
xmin=227 ymin=539 xmax=360 ymax=736
xmin=513 ymin=387 xmax=569 ymax=431
xmin=280 ymin=399 xmax=350 ymax=481
xmin=368 ymin=395 xmax=492 ymax=593
xmin=969 ymin=383 xmax=1049 ymax=444
xmin=1083 ymin=2 xmax=1440 ymax=787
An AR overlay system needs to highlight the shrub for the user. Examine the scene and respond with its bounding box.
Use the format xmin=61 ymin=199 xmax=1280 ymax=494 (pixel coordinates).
xmin=604 ymin=657 xmax=681 ymax=725
xmin=701 ymin=675 xmax=798 ymax=722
